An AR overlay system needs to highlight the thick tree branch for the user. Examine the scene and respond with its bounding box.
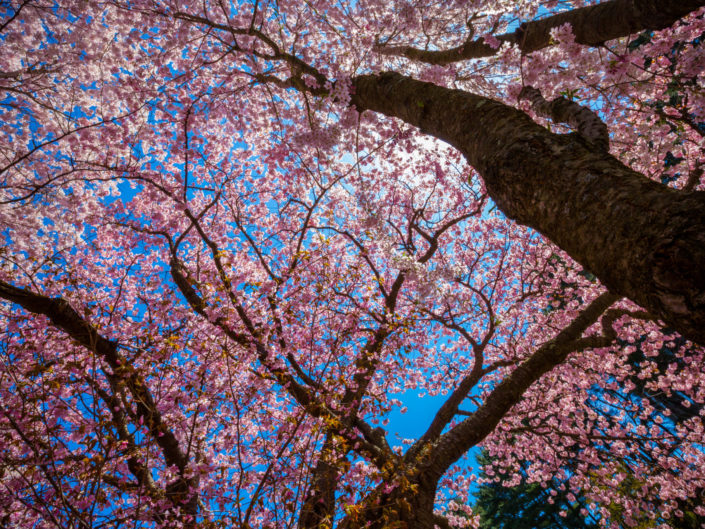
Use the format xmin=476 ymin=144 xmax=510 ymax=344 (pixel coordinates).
xmin=418 ymin=291 xmax=620 ymax=484
xmin=519 ymin=85 xmax=609 ymax=150
xmin=684 ymin=161 xmax=703 ymax=192
xmin=405 ymin=365 xmax=484 ymax=462
xmin=374 ymin=0 xmax=705 ymax=65
xmin=373 ymin=33 xmax=515 ymax=65
xmin=170 ymin=257 xmax=207 ymax=315
xmin=0 ymin=279 xmax=196 ymax=514
xmin=86 ymin=377 xmax=164 ymax=509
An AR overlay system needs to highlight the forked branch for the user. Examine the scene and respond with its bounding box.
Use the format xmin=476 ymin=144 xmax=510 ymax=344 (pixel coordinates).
xmin=519 ymin=86 xmax=609 ymax=149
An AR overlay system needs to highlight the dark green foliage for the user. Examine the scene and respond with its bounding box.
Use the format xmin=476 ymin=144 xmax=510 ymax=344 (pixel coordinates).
xmin=473 ymin=334 xmax=704 ymax=529
xmin=669 ymin=498 xmax=705 ymax=529
xmin=621 ymin=335 xmax=703 ymax=425
xmin=472 ymin=451 xmax=599 ymax=529
xmin=627 ymin=31 xmax=652 ymax=51
xmin=619 ymin=336 xmax=705 ymax=529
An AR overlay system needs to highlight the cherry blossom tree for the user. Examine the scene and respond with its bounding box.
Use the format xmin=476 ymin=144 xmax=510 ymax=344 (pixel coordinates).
xmin=1 ymin=1 xmax=704 ymax=528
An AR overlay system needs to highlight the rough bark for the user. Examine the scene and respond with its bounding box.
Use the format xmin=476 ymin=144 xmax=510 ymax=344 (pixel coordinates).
xmin=298 ymin=435 xmax=339 ymax=529
xmin=350 ymin=72 xmax=705 ymax=345
xmin=375 ymin=0 xmax=705 ymax=64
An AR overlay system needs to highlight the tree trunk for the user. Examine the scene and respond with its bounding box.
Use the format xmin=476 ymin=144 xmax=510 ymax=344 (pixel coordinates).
xmin=350 ymin=73 xmax=705 ymax=345
xmin=298 ymin=435 xmax=339 ymax=529
xmin=339 ymin=483 xmax=439 ymax=529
